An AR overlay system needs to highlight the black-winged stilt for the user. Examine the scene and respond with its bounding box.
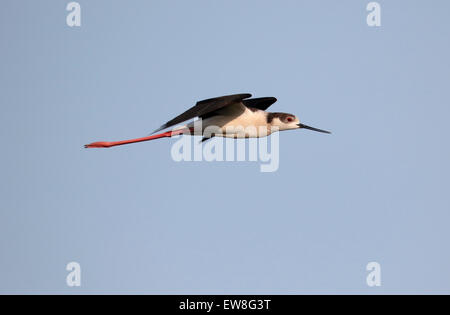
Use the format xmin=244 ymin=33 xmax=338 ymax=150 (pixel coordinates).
xmin=85 ymin=93 xmax=330 ymax=148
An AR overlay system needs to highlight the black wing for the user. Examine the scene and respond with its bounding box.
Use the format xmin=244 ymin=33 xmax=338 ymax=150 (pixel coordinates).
xmin=152 ymin=93 xmax=252 ymax=134
xmin=242 ymin=97 xmax=277 ymax=111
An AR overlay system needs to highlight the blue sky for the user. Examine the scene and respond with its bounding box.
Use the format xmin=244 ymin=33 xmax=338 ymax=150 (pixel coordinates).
xmin=0 ymin=0 xmax=449 ymax=293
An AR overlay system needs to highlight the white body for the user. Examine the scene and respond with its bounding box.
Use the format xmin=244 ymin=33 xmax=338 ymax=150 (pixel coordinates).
xmin=183 ymin=104 xmax=291 ymax=138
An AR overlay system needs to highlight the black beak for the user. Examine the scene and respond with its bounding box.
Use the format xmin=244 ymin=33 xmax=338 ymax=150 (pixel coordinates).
xmin=298 ymin=123 xmax=331 ymax=134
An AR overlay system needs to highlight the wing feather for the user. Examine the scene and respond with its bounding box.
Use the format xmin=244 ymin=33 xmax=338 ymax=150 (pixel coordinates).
xmin=242 ymin=97 xmax=277 ymax=111
xmin=152 ymin=93 xmax=252 ymax=134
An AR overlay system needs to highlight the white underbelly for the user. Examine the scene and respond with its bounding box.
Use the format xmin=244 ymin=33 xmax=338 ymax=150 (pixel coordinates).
xmin=184 ymin=108 xmax=271 ymax=138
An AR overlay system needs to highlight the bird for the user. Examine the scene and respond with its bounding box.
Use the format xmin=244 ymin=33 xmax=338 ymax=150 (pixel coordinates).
xmin=84 ymin=93 xmax=330 ymax=148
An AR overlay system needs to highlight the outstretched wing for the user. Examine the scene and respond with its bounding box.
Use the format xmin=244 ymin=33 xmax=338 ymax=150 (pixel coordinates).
xmin=242 ymin=97 xmax=277 ymax=111
xmin=152 ymin=93 xmax=252 ymax=134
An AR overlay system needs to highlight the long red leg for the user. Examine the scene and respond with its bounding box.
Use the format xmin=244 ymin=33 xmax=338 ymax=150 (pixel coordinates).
xmin=84 ymin=128 xmax=190 ymax=148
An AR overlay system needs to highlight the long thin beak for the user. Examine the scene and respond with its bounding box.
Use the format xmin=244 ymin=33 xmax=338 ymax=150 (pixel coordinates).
xmin=298 ymin=123 xmax=331 ymax=134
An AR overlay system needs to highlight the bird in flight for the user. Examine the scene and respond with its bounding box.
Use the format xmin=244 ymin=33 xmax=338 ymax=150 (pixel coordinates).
xmin=85 ymin=93 xmax=330 ymax=148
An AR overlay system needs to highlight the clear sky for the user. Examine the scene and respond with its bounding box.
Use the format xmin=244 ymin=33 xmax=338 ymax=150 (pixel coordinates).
xmin=1 ymin=0 xmax=449 ymax=294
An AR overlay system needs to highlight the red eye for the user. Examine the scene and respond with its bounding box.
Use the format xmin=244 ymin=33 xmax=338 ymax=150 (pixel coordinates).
xmin=287 ymin=117 xmax=294 ymax=122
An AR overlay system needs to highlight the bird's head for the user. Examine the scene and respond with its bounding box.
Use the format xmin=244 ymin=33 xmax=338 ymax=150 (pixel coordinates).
xmin=267 ymin=112 xmax=331 ymax=134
